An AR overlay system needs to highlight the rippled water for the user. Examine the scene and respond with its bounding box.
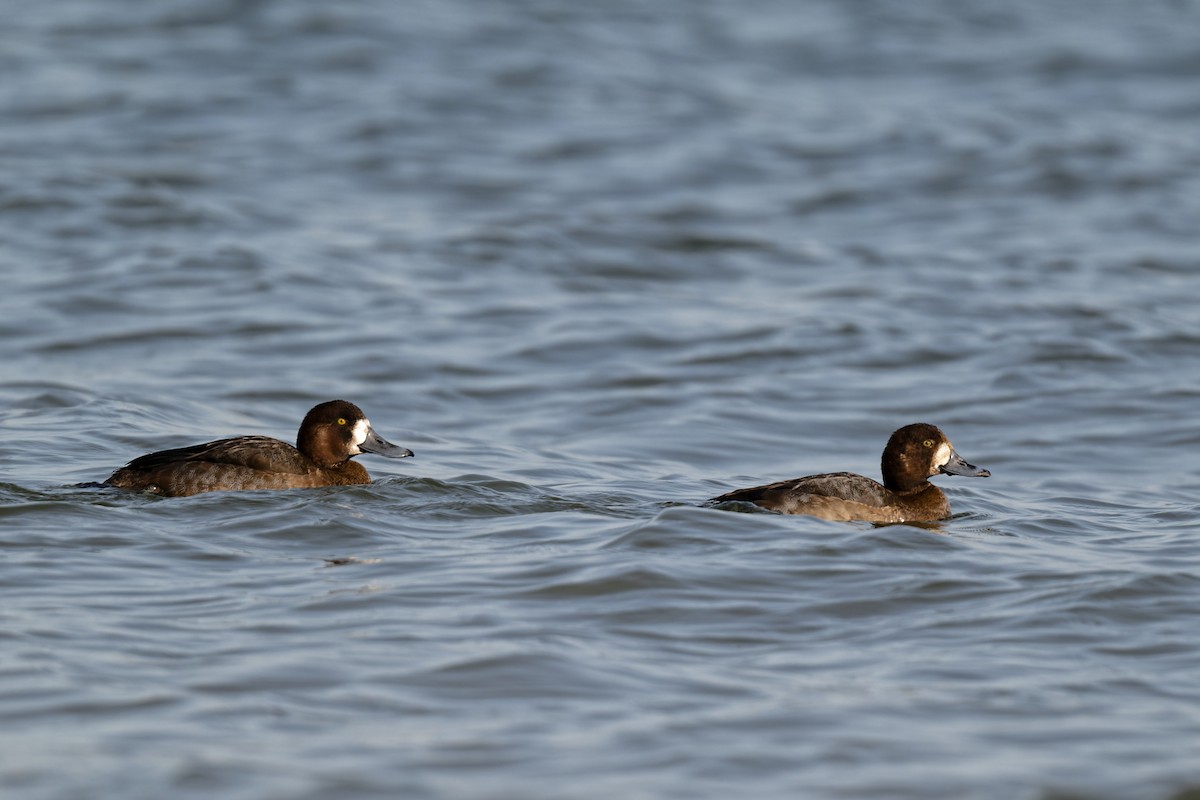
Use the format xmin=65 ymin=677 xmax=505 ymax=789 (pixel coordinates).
xmin=3 ymin=2 xmax=1200 ymax=798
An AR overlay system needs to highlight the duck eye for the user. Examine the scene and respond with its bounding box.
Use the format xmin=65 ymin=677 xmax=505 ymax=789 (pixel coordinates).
xmin=923 ymin=439 xmax=933 ymax=448
xmin=337 ymin=418 xmax=347 ymax=426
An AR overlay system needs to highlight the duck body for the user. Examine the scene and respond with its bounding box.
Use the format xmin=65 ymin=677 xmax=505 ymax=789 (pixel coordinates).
xmin=710 ymin=423 xmax=989 ymax=523
xmin=104 ymin=400 xmax=413 ymax=497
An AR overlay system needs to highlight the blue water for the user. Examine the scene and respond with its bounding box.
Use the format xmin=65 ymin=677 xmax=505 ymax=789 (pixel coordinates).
xmin=3 ymin=2 xmax=1200 ymax=798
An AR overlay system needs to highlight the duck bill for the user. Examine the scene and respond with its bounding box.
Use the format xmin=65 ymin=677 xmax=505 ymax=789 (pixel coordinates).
xmin=359 ymin=427 xmax=415 ymax=459
xmin=940 ymin=450 xmax=990 ymax=478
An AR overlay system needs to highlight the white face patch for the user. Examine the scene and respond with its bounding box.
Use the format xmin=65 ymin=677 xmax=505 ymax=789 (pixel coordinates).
xmin=933 ymin=441 xmax=953 ymax=469
xmin=349 ymin=418 xmax=371 ymax=454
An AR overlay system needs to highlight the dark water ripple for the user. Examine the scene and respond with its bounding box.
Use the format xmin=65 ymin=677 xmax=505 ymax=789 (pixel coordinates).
xmin=4 ymin=1 xmax=1200 ymax=799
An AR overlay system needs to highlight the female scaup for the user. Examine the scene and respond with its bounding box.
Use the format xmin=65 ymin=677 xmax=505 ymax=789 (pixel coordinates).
xmin=104 ymin=399 xmax=414 ymax=497
xmin=709 ymin=422 xmax=989 ymax=523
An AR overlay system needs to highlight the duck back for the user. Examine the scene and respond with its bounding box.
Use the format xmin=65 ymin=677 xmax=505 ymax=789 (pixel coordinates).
xmin=105 ymin=435 xmax=368 ymax=497
xmin=711 ymin=472 xmax=950 ymax=523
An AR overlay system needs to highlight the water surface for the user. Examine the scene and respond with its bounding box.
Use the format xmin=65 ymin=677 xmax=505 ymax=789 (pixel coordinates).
xmin=3 ymin=2 xmax=1200 ymax=799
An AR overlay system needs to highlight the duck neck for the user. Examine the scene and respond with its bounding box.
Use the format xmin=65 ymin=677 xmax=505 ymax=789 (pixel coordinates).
xmin=889 ymin=479 xmax=934 ymax=496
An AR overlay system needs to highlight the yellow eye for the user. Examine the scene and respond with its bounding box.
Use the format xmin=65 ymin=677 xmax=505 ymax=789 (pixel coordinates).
xmin=337 ymin=418 xmax=347 ymax=425
xmin=923 ymin=439 xmax=933 ymax=447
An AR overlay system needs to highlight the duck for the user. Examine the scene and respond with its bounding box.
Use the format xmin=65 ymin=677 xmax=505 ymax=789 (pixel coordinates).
xmin=708 ymin=422 xmax=989 ymax=523
xmin=104 ymin=399 xmax=413 ymax=497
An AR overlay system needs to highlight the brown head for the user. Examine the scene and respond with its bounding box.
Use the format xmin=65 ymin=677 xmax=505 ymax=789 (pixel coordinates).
xmin=879 ymin=422 xmax=990 ymax=492
xmin=296 ymin=400 xmax=414 ymax=468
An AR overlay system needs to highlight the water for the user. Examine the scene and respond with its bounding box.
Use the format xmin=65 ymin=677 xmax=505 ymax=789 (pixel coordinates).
xmin=3 ymin=1 xmax=1200 ymax=798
